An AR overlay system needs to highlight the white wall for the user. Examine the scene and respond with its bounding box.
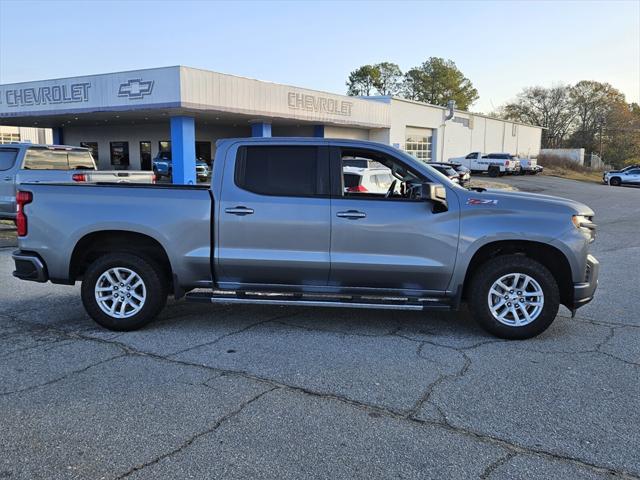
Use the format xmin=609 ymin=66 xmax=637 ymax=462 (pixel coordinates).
xmin=324 ymin=126 xmax=370 ymax=140
xmin=0 ymin=126 xmax=51 ymax=144
xmin=387 ymin=98 xmax=542 ymax=161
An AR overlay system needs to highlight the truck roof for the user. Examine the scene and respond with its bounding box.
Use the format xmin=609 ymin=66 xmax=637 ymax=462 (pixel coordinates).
xmin=215 ymin=137 xmax=392 ymax=148
xmin=0 ymin=143 xmax=89 ymax=151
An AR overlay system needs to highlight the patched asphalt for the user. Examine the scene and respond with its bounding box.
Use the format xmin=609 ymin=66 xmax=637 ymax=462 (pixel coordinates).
xmin=0 ymin=175 xmax=638 ymax=479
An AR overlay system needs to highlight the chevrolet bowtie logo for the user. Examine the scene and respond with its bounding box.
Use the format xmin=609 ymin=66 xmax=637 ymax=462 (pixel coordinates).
xmin=118 ymin=79 xmax=154 ymax=100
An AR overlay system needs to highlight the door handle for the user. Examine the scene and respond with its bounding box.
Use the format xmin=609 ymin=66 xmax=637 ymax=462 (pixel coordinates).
xmin=225 ymin=206 xmax=254 ymax=216
xmin=336 ymin=210 xmax=366 ymax=219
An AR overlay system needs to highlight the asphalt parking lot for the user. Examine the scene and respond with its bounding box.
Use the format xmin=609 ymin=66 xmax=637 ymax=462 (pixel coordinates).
xmin=1 ymin=175 xmax=638 ymax=479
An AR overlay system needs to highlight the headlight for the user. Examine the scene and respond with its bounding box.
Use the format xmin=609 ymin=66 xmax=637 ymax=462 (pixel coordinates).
xmin=572 ymin=215 xmax=596 ymax=242
xmin=572 ymin=215 xmax=588 ymax=228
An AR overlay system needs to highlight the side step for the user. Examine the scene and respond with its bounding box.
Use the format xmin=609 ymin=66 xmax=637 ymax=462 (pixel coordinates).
xmin=185 ymin=290 xmax=453 ymax=311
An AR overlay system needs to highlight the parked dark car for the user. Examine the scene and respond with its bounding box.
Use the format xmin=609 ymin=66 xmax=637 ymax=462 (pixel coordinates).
xmin=428 ymin=162 xmax=470 ymax=186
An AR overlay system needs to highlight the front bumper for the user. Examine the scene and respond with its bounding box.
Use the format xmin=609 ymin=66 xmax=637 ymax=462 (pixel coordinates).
xmin=573 ymin=254 xmax=599 ymax=308
xmin=12 ymin=250 xmax=48 ymax=283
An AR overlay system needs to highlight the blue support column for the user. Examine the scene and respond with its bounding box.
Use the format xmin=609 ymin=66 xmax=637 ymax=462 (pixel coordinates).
xmin=313 ymin=125 xmax=325 ymax=138
xmin=52 ymin=127 xmax=63 ymax=145
xmin=170 ymin=116 xmax=196 ymax=185
xmin=251 ymin=122 xmax=272 ymax=137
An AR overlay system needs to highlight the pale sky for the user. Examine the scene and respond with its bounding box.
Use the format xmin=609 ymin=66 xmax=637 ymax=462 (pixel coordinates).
xmin=0 ymin=0 xmax=638 ymax=113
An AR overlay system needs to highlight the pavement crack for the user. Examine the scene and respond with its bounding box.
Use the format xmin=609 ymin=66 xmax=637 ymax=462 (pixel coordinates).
xmin=480 ymin=452 xmax=517 ymax=479
xmin=404 ymin=347 xmax=472 ymax=419
xmin=270 ymin=319 xmax=404 ymax=339
xmin=167 ymin=310 xmax=303 ymax=357
xmin=5 ymin=311 xmax=639 ymax=478
xmin=114 ymin=386 xmax=278 ymax=479
xmin=0 ymin=353 xmax=126 ymax=397
xmin=0 ymin=337 xmax=73 ymax=360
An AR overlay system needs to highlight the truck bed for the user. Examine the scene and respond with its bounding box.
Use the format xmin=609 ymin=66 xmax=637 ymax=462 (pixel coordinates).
xmin=17 ymin=182 xmax=213 ymax=288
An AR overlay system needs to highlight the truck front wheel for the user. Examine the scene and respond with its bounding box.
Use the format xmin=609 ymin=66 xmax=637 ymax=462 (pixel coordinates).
xmin=81 ymin=253 xmax=168 ymax=331
xmin=468 ymin=255 xmax=560 ymax=339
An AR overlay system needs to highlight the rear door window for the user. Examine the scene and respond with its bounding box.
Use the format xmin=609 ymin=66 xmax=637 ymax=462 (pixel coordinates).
xmin=0 ymin=149 xmax=19 ymax=171
xmin=23 ymin=148 xmax=69 ymax=170
xmin=235 ymin=146 xmax=329 ymax=197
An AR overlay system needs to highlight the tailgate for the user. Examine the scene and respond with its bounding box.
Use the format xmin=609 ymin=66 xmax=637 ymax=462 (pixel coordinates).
xmin=88 ymin=171 xmax=155 ymax=183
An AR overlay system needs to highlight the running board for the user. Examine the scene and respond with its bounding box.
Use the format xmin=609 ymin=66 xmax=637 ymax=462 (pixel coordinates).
xmin=185 ymin=291 xmax=453 ymax=311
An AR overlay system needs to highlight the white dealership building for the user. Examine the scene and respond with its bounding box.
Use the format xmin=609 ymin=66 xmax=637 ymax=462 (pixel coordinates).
xmin=0 ymin=66 xmax=542 ymax=183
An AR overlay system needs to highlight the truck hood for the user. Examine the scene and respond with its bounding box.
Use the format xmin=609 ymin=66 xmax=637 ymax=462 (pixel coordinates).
xmin=462 ymin=188 xmax=594 ymax=215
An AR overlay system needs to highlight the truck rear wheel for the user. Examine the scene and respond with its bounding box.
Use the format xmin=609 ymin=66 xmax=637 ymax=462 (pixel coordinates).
xmin=468 ymin=255 xmax=560 ymax=339
xmin=81 ymin=252 xmax=168 ymax=331
xmin=488 ymin=166 xmax=499 ymax=177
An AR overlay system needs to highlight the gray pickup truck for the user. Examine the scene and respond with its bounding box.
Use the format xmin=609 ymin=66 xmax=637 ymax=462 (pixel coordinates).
xmin=0 ymin=143 xmax=155 ymax=219
xmin=11 ymin=138 xmax=599 ymax=339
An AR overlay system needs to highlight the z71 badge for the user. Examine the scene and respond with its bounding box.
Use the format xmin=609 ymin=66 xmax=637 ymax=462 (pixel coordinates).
xmin=467 ymin=198 xmax=499 ymax=206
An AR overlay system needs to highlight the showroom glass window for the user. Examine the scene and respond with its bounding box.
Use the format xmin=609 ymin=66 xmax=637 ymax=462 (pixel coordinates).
xmin=110 ymin=142 xmax=130 ymax=168
xmin=404 ymin=128 xmax=432 ymax=161
xmin=0 ymin=133 xmax=20 ymax=144
xmin=158 ymin=141 xmax=171 ymax=160
xmin=235 ymin=146 xmax=328 ymax=197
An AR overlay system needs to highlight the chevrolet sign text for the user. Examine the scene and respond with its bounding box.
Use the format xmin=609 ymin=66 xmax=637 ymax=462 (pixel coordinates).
xmin=288 ymin=92 xmax=352 ymax=116
xmin=4 ymin=83 xmax=91 ymax=108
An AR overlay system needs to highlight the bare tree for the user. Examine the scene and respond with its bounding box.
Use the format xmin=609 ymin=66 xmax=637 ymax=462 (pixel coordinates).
xmin=569 ymin=81 xmax=626 ymax=153
xmin=503 ymin=86 xmax=576 ymax=148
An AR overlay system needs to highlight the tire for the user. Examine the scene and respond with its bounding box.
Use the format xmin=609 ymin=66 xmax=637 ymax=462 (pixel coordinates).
xmin=81 ymin=252 xmax=168 ymax=331
xmin=488 ymin=166 xmax=499 ymax=177
xmin=468 ymin=255 xmax=560 ymax=339
xmin=609 ymin=177 xmax=622 ymax=187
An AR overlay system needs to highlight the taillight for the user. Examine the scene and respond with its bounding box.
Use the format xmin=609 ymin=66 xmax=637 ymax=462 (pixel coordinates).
xmin=346 ymin=185 xmax=368 ymax=192
xmin=15 ymin=191 xmax=32 ymax=237
xmin=72 ymin=173 xmax=87 ymax=182
xmin=505 ymin=160 xmax=510 ymax=166
xmin=151 ymin=174 xmax=157 ymax=184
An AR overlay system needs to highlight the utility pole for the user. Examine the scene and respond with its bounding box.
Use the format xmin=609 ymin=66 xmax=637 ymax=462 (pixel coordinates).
xmin=598 ymin=114 xmax=605 ymax=159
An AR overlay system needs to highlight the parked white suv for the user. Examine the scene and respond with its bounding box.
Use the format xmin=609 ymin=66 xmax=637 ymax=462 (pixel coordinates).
xmin=604 ymin=167 xmax=640 ymax=187
xmin=343 ymin=167 xmax=394 ymax=194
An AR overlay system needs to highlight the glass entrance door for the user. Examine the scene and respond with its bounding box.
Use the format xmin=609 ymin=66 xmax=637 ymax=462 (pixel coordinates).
xmin=140 ymin=141 xmax=151 ymax=170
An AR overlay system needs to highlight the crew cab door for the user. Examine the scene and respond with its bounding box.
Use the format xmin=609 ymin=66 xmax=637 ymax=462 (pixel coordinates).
xmin=328 ymin=146 xmax=459 ymax=293
xmin=0 ymin=147 xmax=20 ymax=218
xmin=216 ymin=143 xmax=331 ymax=287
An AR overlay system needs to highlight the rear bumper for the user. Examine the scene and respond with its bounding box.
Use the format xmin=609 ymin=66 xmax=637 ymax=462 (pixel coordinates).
xmin=12 ymin=250 xmax=48 ymax=283
xmin=573 ymin=254 xmax=599 ymax=308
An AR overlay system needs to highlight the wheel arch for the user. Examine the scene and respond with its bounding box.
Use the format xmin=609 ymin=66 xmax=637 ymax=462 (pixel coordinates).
xmin=462 ymin=240 xmax=573 ymax=307
xmin=69 ymin=230 xmax=173 ymax=284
